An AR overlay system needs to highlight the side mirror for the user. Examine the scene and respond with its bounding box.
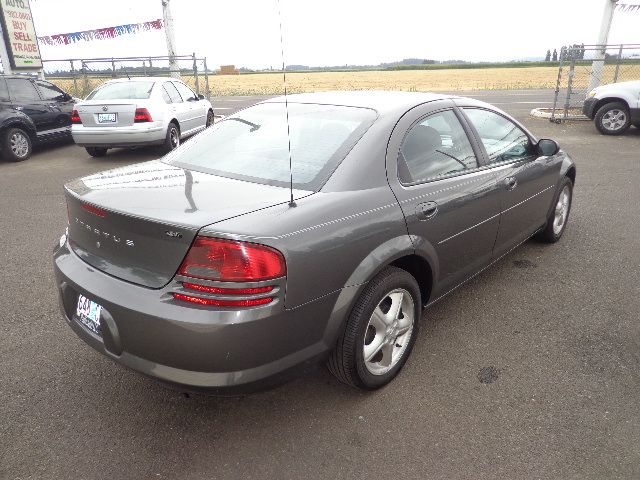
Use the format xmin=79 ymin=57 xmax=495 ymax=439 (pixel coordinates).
xmin=536 ymin=138 xmax=559 ymax=156
xmin=197 ymin=94 xmax=205 ymax=100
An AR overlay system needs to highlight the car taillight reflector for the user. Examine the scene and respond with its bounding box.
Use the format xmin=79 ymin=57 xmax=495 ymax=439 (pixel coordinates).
xmin=71 ymin=109 xmax=81 ymax=124
xmin=134 ymin=107 xmax=153 ymax=123
xmin=178 ymin=237 xmax=286 ymax=282
xmin=182 ymin=282 xmax=273 ymax=295
xmin=81 ymin=203 xmax=107 ymax=218
xmin=173 ymin=293 xmax=273 ymax=307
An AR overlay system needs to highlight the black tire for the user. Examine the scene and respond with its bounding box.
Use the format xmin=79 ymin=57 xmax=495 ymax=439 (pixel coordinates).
xmin=594 ymin=101 xmax=631 ymax=135
xmin=327 ymin=266 xmax=421 ymax=390
xmin=536 ymin=176 xmax=573 ymax=243
xmin=162 ymin=122 xmax=180 ymax=154
xmin=1 ymin=127 xmax=32 ymax=162
xmin=206 ymin=109 xmax=214 ymax=127
xmin=85 ymin=147 xmax=108 ymax=157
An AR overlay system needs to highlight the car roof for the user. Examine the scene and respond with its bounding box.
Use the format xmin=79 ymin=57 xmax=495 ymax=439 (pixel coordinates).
xmin=264 ymin=90 xmax=461 ymax=115
xmin=102 ymin=76 xmax=177 ymax=83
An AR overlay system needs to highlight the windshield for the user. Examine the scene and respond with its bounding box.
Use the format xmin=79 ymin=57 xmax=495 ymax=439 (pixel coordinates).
xmin=164 ymin=102 xmax=377 ymax=191
xmin=87 ymin=81 xmax=155 ymax=100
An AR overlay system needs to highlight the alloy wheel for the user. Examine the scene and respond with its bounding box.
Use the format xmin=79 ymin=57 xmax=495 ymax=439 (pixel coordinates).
xmin=553 ymin=185 xmax=571 ymax=235
xmin=10 ymin=131 xmax=29 ymax=158
xmin=601 ymin=109 xmax=627 ymax=132
xmin=363 ymin=288 xmax=415 ymax=375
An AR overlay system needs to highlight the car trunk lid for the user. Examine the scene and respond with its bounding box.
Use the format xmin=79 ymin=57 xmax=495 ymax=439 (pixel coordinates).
xmin=75 ymin=100 xmax=141 ymax=127
xmin=65 ymin=160 xmax=310 ymax=288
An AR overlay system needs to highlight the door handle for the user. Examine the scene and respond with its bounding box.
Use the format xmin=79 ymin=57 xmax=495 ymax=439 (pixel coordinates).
xmin=416 ymin=201 xmax=438 ymax=220
xmin=505 ymin=176 xmax=518 ymax=190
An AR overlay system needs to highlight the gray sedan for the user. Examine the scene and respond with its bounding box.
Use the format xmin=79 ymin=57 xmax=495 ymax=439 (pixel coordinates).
xmin=53 ymin=91 xmax=575 ymax=392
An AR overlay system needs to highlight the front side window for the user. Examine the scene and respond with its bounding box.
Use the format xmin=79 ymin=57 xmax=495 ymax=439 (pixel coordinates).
xmin=399 ymin=109 xmax=477 ymax=184
xmin=463 ymin=108 xmax=532 ymax=163
xmin=86 ymin=81 xmax=155 ymax=100
xmin=36 ymin=80 xmax=67 ymax=101
xmin=165 ymin=102 xmax=377 ymax=191
xmin=173 ymin=82 xmax=197 ymax=101
xmin=6 ymin=78 xmax=40 ymax=102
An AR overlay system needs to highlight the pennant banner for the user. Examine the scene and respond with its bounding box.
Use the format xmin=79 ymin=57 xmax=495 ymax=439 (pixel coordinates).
xmin=616 ymin=3 xmax=640 ymax=11
xmin=38 ymin=19 xmax=163 ymax=46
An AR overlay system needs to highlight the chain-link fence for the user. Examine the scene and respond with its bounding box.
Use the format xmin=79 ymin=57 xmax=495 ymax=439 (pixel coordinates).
xmin=41 ymin=54 xmax=212 ymax=100
xmin=551 ymin=44 xmax=640 ymax=121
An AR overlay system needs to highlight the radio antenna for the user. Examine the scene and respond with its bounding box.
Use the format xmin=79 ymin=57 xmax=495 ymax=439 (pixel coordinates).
xmin=276 ymin=0 xmax=296 ymax=207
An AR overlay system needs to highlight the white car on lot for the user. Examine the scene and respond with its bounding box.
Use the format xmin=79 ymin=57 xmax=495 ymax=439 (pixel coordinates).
xmin=583 ymin=80 xmax=640 ymax=135
xmin=71 ymin=77 xmax=214 ymax=157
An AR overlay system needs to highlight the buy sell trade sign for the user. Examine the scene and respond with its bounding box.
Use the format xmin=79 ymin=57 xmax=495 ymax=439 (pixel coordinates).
xmin=0 ymin=0 xmax=42 ymax=69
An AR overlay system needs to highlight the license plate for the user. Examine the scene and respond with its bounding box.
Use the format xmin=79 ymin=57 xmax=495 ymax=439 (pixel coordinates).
xmin=76 ymin=294 xmax=102 ymax=335
xmin=97 ymin=113 xmax=116 ymax=123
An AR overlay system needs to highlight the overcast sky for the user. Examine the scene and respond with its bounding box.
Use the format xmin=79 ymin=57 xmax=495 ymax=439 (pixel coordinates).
xmin=30 ymin=0 xmax=639 ymax=70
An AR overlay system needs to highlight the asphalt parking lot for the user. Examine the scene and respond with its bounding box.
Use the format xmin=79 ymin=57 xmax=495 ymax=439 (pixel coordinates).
xmin=1 ymin=89 xmax=639 ymax=480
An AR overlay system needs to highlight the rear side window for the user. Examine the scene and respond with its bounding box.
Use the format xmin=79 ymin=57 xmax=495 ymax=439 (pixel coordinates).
xmin=0 ymin=79 xmax=8 ymax=101
xmin=165 ymin=102 xmax=377 ymax=191
xmin=36 ymin=80 xmax=67 ymax=101
xmin=463 ymin=108 xmax=532 ymax=163
xmin=399 ymin=109 xmax=477 ymax=184
xmin=6 ymin=78 xmax=40 ymax=102
xmin=87 ymin=81 xmax=155 ymax=100
xmin=173 ymin=82 xmax=197 ymax=101
xmin=163 ymin=82 xmax=182 ymax=103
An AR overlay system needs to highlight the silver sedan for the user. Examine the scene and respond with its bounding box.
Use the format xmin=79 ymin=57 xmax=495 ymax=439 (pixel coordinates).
xmin=71 ymin=77 xmax=214 ymax=157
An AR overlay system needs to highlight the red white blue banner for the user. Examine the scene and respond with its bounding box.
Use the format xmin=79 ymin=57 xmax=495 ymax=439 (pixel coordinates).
xmin=616 ymin=3 xmax=640 ymax=11
xmin=38 ymin=19 xmax=163 ymax=46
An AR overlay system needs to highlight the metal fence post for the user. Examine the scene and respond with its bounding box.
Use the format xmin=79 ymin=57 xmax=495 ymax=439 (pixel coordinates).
xmin=111 ymin=58 xmax=116 ymax=78
xmin=551 ymin=48 xmax=565 ymax=122
xmin=192 ymin=52 xmax=200 ymax=95
xmin=70 ymin=60 xmax=79 ymax=98
xmin=563 ymin=50 xmax=576 ymax=120
xmin=82 ymin=61 xmax=90 ymax=97
xmin=613 ymin=44 xmax=623 ymax=83
xmin=203 ymin=57 xmax=211 ymax=101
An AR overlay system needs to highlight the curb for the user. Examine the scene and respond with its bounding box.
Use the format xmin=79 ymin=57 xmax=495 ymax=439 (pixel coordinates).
xmin=530 ymin=108 xmax=589 ymax=121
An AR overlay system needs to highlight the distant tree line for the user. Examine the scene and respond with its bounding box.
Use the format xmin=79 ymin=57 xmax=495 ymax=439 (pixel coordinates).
xmin=545 ymin=44 xmax=586 ymax=62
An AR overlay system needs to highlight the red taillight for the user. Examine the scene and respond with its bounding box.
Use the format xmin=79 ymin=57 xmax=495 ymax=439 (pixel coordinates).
xmin=173 ymin=293 xmax=272 ymax=307
xmin=134 ymin=107 xmax=153 ymax=123
xmin=182 ymin=282 xmax=273 ymax=295
xmin=177 ymin=237 xmax=286 ymax=282
xmin=71 ymin=109 xmax=81 ymax=124
xmin=81 ymin=203 xmax=107 ymax=218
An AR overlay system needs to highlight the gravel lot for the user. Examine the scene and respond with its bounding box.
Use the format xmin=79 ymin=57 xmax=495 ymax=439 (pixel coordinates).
xmin=1 ymin=90 xmax=638 ymax=480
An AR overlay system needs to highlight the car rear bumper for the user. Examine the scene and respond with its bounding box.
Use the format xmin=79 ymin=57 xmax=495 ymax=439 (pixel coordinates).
xmin=72 ymin=124 xmax=166 ymax=148
xmin=53 ymin=239 xmax=338 ymax=393
xmin=582 ymin=98 xmax=597 ymax=119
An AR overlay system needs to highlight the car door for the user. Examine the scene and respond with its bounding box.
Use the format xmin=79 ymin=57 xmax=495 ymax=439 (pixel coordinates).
xmin=386 ymin=101 xmax=501 ymax=298
xmin=172 ymin=81 xmax=204 ymax=133
xmin=459 ymin=106 xmax=561 ymax=258
xmin=6 ymin=77 xmax=54 ymax=136
xmin=34 ymin=79 xmax=74 ymax=133
xmin=162 ymin=81 xmax=190 ymax=133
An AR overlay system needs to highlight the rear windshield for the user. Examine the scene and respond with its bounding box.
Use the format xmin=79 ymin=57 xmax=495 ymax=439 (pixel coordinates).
xmin=164 ymin=102 xmax=377 ymax=191
xmin=87 ymin=81 xmax=155 ymax=100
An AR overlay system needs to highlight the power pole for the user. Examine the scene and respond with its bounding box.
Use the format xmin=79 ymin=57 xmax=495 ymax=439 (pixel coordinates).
xmin=588 ymin=0 xmax=618 ymax=91
xmin=162 ymin=0 xmax=180 ymax=79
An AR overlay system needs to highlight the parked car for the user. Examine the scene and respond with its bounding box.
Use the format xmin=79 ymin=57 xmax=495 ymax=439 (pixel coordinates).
xmin=54 ymin=91 xmax=576 ymax=393
xmin=71 ymin=77 xmax=214 ymax=157
xmin=0 ymin=75 xmax=75 ymax=162
xmin=583 ymin=80 xmax=640 ymax=135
